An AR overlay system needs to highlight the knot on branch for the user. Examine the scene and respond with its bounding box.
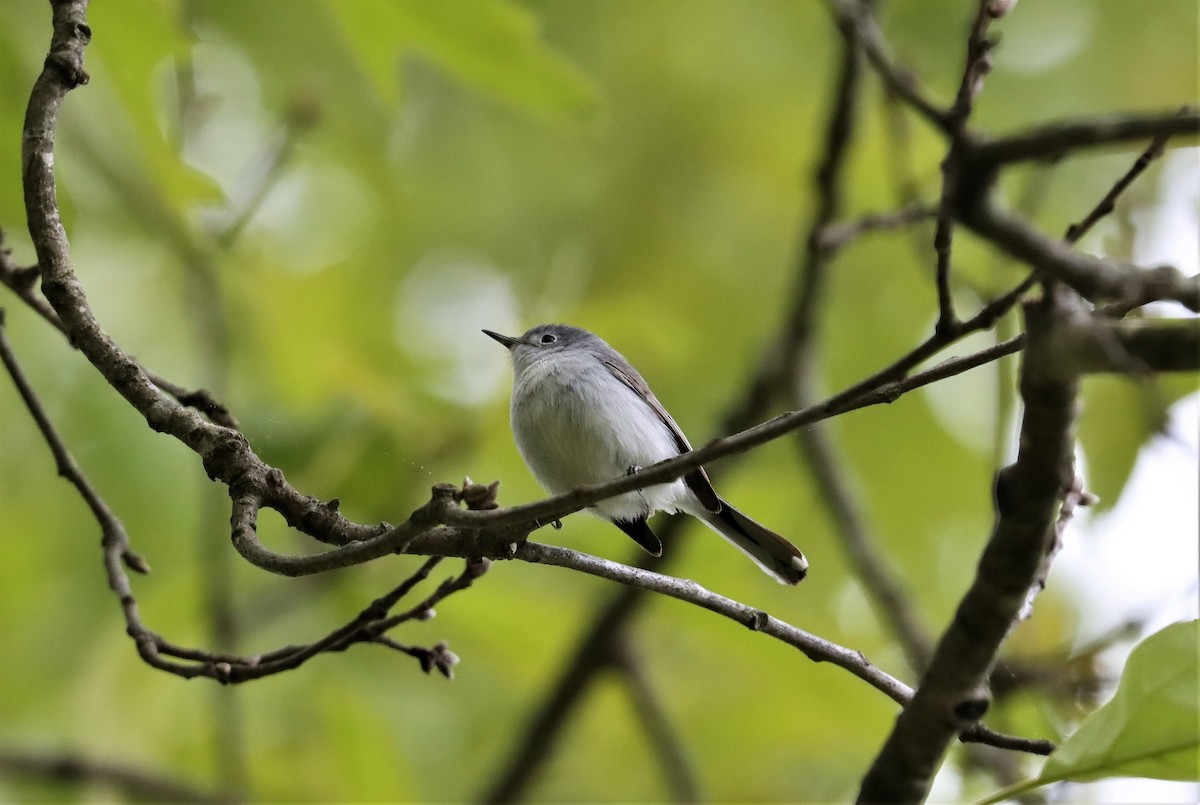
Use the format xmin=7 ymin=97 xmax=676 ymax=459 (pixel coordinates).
xmin=1138 ymin=265 xmax=1200 ymax=310
xmin=410 ymin=484 xmax=460 ymax=529
xmin=952 ymin=691 xmax=991 ymax=723
xmin=745 ymin=609 xmax=769 ymax=632
xmin=45 ymin=15 xmax=91 ymax=88
xmin=196 ymin=426 xmax=251 ymax=483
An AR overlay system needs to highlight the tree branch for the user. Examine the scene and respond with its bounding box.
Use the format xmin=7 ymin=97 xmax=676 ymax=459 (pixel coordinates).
xmin=933 ymin=0 xmax=999 ymax=334
xmin=814 ymin=204 xmax=937 ymax=254
xmin=1063 ymin=125 xmax=1175 ymax=244
xmin=0 ymin=309 xmax=150 ymax=576
xmin=9 ymin=8 xmax=1191 ymax=804
xmin=0 ymin=748 xmax=233 ymax=804
xmin=224 ymin=334 xmax=1024 ymax=580
xmin=611 ymin=637 xmax=701 ymax=804
xmin=970 ymin=108 xmax=1199 ymax=166
xmin=513 ymin=539 xmax=1053 ymax=758
xmin=960 ymin=196 xmax=1200 ymax=311
xmin=826 ymin=0 xmax=951 ymax=131
xmin=858 ymin=292 xmax=1084 ymax=803
xmin=0 ymin=310 xmax=485 ymax=683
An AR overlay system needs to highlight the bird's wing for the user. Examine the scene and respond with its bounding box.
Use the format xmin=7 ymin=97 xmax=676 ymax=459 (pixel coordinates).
xmin=600 ymin=358 xmax=722 ymax=513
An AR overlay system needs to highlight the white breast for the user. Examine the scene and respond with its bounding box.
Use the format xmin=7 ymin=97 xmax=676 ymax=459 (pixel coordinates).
xmin=510 ymin=353 xmax=690 ymax=522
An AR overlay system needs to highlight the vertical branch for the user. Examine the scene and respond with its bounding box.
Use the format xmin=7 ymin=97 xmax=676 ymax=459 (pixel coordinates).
xmin=933 ymin=0 xmax=1000 ymax=335
xmin=786 ymin=0 xmax=867 ymax=376
xmin=857 ymin=292 xmax=1083 ymax=803
xmin=612 ymin=637 xmax=700 ymax=804
xmin=792 ymin=1 xmax=934 ymax=673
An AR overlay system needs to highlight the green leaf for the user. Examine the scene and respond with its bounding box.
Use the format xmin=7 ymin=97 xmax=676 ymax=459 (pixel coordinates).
xmin=1042 ymin=619 xmax=1199 ymax=783
xmin=88 ymin=0 xmax=223 ymax=207
xmin=328 ymin=0 xmax=598 ymax=118
xmin=1077 ymin=375 xmax=1198 ymax=513
xmin=978 ymin=621 xmax=1199 ymax=804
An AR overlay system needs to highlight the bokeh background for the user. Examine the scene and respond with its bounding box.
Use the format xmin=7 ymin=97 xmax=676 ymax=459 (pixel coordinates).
xmin=0 ymin=1 xmax=1196 ymax=802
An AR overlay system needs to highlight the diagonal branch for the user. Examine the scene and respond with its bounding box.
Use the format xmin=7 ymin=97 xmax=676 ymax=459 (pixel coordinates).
xmin=932 ymin=0 xmax=1000 ymax=335
xmin=0 ymin=748 xmax=232 ymax=804
xmin=610 ymin=636 xmax=701 ymax=804
xmin=960 ymin=195 xmax=1200 ymax=311
xmin=233 ymin=336 xmax=1029 ymax=579
xmin=1064 ymin=124 xmax=1176 ymax=244
xmin=513 ymin=539 xmax=1054 ymax=758
xmin=826 ymin=0 xmax=951 ymax=131
xmin=0 ymin=309 xmax=150 ymax=578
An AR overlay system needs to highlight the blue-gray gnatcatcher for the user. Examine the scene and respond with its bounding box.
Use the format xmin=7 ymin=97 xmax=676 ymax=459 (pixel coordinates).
xmin=484 ymin=324 xmax=808 ymax=584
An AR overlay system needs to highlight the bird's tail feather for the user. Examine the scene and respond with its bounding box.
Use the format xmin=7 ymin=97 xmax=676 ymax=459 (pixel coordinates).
xmin=698 ymin=500 xmax=808 ymax=585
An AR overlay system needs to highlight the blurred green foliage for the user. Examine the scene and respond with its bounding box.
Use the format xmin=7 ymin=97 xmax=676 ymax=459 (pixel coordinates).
xmin=0 ymin=0 xmax=1196 ymax=802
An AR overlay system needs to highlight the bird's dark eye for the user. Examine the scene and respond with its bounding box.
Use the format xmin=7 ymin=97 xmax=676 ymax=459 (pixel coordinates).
xmin=539 ymin=333 xmax=557 ymax=344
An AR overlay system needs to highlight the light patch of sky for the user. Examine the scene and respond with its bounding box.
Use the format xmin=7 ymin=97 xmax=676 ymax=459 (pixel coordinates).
xmin=1054 ymin=150 xmax=1200 ymax=805
xmin=156 ymin=39 xmax=376 ymax=273
xmin=991 ymin=0 xmax=1096 ymax=75
xmin=247 ymin=161 xmax=377 ymax=275
xmin=160 ymin=40 xmax=269 ymax=200
xmin=1059 ymin=393 xmax=1199 ymax=641
xmin=394 ymin=251 xmax=522 ymax=406
xmin=1055 ymin=392 xmax=1199 ymax=803
xmin=1133 ymin=149 xmax=1200 ymax=280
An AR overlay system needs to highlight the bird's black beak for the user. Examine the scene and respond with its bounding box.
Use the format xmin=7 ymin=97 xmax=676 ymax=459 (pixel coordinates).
xmin=482 ymin=329 xmax=520 ymax=349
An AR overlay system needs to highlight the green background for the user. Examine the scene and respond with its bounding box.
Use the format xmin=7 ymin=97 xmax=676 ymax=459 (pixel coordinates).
xmin=0 ymin=1 xmax=1196 ymax=801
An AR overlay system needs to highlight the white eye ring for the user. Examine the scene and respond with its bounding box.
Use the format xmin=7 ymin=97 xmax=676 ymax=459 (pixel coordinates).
xmin=539 ymin=333 xmax=557 ymax=344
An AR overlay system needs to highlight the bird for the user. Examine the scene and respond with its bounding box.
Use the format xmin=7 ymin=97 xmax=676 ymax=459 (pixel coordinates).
xmin=484 ymin=323 xmax=808 ymax=584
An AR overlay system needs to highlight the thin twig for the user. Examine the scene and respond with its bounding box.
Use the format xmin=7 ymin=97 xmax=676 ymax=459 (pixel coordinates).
xmin=515 ymin=540 xmax=1053 ymax=757
xmin=827 ymin=0 xmax=951 ymax=131
xmin=815 ymin=204 xmax=937 ymax=254
xmin=162 ymin=554 xmax=484 ymax=683
xmin=0 ymin=310 xmax=149 ymax=577
xmin=933 ymin=0 xmax=997 ymax=335
xmin=1064 ymin=124 xmax=1176 ymax=245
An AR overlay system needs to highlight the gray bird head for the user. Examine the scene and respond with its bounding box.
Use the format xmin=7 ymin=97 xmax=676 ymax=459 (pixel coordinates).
xmin=483 ymin=324 xmax=609 ymax=375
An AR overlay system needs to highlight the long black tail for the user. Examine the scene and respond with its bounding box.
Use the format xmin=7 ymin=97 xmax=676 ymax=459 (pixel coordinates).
xmin=699 ymin=500 xmax=808 ymax=584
